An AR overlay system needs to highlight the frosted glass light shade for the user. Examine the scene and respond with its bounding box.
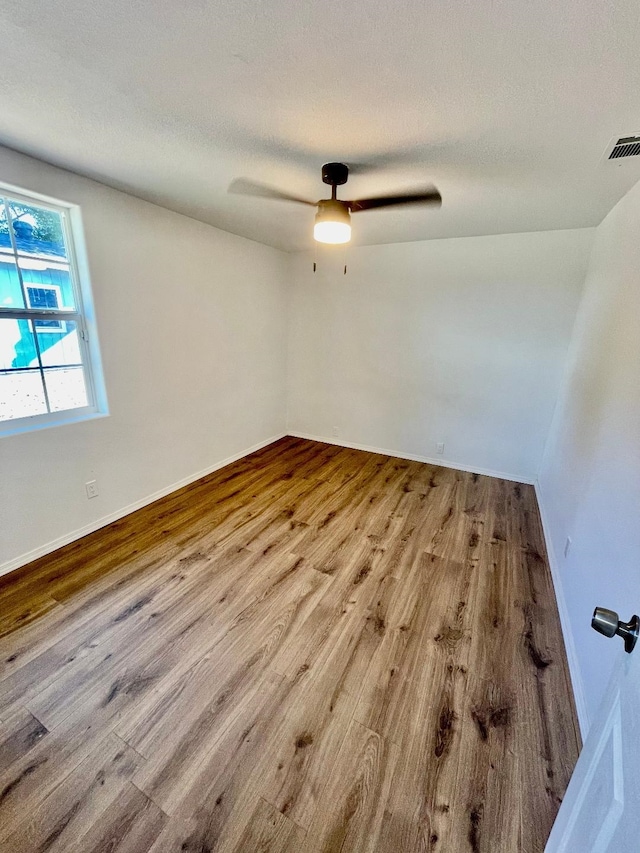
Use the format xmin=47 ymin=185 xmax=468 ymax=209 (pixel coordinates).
xmin=313 ymin=220 xmax=352 ymax=244
xmin=314 ymin=200 xmax=352 ymax=245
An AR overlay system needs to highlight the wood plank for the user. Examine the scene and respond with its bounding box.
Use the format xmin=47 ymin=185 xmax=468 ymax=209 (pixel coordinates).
xmin=0 ymin=713 xmax=114 ymax=839
xmin=304 ymin=719 xmax=399 ymax=853
xmin=219 ymin=797 xmax=306 ymax=853
xmin=146 ymin=798 xmax=306 ymax=853
xmin=141 ymin=671 xmax=292 ymax=847
xmin=0 ymin=733 xmax=143 ymax=851
xmin=353 ymin=552 xmax=467 ymax=741
xmin=0 ymin=594 xmax=60 ymax=639
xmin=252 ymin=664 xmax=358 ymax=829
xmin=0 ymin=706 xmax=48 ymax=776
xmin=66 ymin=782 xmax=167 ymax=853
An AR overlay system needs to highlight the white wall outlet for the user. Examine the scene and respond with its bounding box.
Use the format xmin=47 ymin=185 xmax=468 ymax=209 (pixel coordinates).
xmin=332 ymin=426 xmax=339 ymax=437
xmin=564 ymin=536 xmax=572 ymax=558
xmin=436 ymin=442 xmax=445 ymax=455
xmin=85 ymin=479 xmax=99 ymax=499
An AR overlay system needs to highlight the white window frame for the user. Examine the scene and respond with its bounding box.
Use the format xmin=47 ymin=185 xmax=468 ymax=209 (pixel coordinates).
xmin=0 ymin=182 xmax=108 ymax=436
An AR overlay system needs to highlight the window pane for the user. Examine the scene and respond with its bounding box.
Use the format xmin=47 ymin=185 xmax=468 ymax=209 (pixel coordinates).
xmin=0 ymin=201 xmax=13 ymax=259
xmin=21 ymin=259 xmax=76 ymax=311
xmin=6 ymin=200 xmax=68 ymax=261
xmin=0 ymin=317 xmax=38 ymax=369
xmin=0 ymin=204 xmax=26 ymax=309
xmin=0 ymin=369 xmax=47 ymax=421
xmin=37 ymin=320 xmax=83 ymax=367
xmin=0 ymin=255 xmax=26 ymax=309
xmin=43 ymin=366 xmax=88 ymax=412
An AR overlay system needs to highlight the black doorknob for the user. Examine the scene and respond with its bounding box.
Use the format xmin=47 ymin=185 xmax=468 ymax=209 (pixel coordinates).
xmin=592 ymin=607 xmax=639 ymax=654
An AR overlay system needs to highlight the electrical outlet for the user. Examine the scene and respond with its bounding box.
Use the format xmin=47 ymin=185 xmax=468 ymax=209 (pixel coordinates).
xmin=436 ymin=442 xmax=445 ymax=455
xmin=332 ymin=426 xmax=339 ymax=437
xmin=85 ymin=479 xmax=99 ymax=499
xmin=564 ymin=536 xmax=572 ymax=558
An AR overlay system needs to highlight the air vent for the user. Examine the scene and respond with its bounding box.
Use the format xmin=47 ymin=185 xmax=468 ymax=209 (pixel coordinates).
xmin=608 ymin=136 xmax=640 ymax=159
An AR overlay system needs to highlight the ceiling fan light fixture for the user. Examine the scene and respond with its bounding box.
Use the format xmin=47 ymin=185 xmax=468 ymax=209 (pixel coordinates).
xmin=314 ymin=200 xmax=351 ymax=244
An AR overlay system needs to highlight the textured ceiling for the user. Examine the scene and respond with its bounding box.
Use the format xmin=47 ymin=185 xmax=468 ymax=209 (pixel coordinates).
xmin=1 ymin=0 xmax=640 ymax=251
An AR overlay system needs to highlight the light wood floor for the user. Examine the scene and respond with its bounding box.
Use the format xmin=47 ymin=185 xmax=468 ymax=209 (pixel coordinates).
xmin=0 ymin=437 xmax=580 ymax=852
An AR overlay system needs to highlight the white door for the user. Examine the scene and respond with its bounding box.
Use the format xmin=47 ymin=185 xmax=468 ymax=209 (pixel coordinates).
xmin=546 ymin=619 xmax=640 ymax=852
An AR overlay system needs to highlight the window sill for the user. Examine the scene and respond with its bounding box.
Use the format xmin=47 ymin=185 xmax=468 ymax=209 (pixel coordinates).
xmin=0 ymin=407 xmax=109 ymax=438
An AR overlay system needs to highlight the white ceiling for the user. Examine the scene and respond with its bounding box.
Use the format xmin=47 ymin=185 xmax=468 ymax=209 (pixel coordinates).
xmin=1 ymin=0 xmax=640 ymax=251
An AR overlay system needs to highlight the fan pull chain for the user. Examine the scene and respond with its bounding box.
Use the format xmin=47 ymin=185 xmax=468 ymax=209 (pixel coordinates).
xmin=311 ymin=245 xmax=348 ymax=274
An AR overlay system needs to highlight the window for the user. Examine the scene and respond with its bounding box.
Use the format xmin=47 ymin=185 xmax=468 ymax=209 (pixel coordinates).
xmin=0 ymin=184 xmax=107 ymax=434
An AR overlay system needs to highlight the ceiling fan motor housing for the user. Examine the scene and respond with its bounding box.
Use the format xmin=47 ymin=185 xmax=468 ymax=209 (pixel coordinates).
xmin=315 ymin=199 xmax=351 ymax=222
xmin=322 ymin=162 xmax=349 ymax=186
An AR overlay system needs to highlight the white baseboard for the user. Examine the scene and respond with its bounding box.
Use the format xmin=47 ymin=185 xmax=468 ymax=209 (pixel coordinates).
xmin=288 ymin=431 xmax=534 ymax=485
xmin=0 ymin=431 xmax=287 ymax=580
xmin=535 ymin=480 xmax=590 ymax=739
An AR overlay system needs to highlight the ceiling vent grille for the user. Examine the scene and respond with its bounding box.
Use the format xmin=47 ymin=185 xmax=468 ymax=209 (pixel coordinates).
xmin=608 ymin=136 xmax=640 ymax=159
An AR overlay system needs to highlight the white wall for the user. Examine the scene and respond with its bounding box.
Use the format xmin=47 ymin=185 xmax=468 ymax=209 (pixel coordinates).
xmin=538 ymin=178 xmax=640 ymax=729
xmin=0 ymin=146 xmax=288 ymax=573
xmin=287 ymin=230 xmax=594 ymax=482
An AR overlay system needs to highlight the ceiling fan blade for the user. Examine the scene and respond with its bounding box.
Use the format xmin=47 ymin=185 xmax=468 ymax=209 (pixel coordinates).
xmin=349 ymin=187 xmax=442 ymax=212
xmin=229 ymin=178 xmax=315 ymax=205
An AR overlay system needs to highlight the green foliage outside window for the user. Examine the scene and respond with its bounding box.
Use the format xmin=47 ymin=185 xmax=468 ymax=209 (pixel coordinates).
xmin=0 ymin=203 xmax=64 ymax=244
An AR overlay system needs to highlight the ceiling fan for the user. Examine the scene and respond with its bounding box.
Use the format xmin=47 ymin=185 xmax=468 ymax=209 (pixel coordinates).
xmin=229 ymin=162 xmax=442 ymax=245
